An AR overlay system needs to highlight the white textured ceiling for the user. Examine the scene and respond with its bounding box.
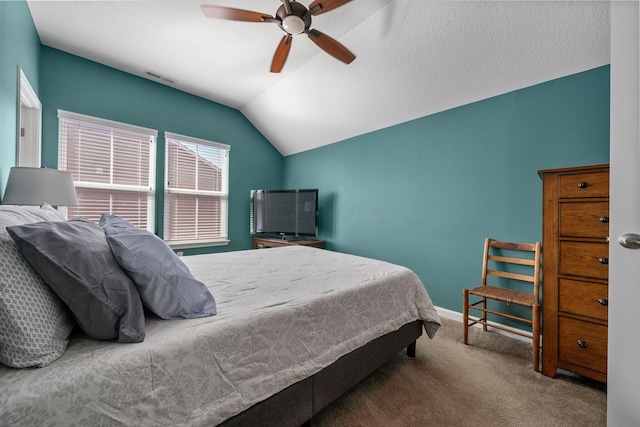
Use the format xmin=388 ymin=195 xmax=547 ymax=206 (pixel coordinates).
xmin=27 ymin=0 xmax=610 ymax=156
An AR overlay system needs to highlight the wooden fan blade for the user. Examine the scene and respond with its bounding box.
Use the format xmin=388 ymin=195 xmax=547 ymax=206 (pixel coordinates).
xmin=271 ymin=35 xmax=293 ymax=73
xmin=309 ymin=0 xmax=352 ymax=16
xmin=201 ymin=5 xmax=272 ymax=22
xmin=307 ymin=29 xmax=355 ymax=64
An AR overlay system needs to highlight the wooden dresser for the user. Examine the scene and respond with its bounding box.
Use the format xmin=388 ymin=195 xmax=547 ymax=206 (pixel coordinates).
xmin=253 ymin=237 xmax=324 ymax=249
xmin=539 ymin=164 xmax=609 ymax=383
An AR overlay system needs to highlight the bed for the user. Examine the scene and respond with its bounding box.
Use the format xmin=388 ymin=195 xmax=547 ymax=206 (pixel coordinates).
xmin=0 ymin=207 xmax=440 ymax=426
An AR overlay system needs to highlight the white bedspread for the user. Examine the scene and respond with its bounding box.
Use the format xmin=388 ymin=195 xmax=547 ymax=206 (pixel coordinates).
xmin=0 ymin=246 xmax=440 ymax=426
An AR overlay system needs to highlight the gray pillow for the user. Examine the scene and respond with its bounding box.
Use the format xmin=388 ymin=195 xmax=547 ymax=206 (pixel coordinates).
xmin=99 ymin=214 xmax=216 ymax=319
xmin=0 ymin=205 xmax=75 ymax=368
xmin=7 ymin=218 xmax=145 ymax=343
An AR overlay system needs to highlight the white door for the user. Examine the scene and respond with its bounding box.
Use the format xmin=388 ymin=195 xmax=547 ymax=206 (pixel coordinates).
xmin=17 ymin=69 xmax=42 ymax=167
xmin=608 ymin=2 xmax=640 ymax=425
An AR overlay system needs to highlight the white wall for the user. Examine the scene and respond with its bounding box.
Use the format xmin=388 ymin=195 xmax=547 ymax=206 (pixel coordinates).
xmin=608 ymin=1 xmax=640 ymax=425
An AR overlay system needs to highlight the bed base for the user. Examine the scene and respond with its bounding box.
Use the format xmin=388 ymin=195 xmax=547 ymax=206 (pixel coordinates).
xmin=219 ymin=320 xmax=423 ymax=427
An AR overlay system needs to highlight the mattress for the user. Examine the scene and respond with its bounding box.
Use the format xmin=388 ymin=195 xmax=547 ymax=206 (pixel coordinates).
xmin=0 ymin=246 xmax=440 ymax=426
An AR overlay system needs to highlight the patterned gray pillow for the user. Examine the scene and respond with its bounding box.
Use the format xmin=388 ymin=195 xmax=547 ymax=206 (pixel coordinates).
xmin=0 ymin=205 xmax=75 ymax=368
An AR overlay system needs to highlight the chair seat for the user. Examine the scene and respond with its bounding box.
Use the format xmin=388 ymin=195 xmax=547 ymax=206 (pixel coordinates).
xmin=467 ymin=285 xmax=537 ymax=307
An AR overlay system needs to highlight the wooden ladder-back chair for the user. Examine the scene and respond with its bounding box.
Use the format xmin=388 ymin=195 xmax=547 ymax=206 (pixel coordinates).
xmin=463 ymin=238 xmax=542 ymax=371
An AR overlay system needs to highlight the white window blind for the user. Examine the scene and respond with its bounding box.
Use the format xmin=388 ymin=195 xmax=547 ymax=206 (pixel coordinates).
xmin=164 ymin=132 xmax=230 ymax=246
xmin=58 ymin=110 xmax=157 ymax=231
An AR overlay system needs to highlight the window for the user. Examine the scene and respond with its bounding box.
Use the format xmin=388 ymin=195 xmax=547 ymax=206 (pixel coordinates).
xmin=164 ymin=132 xmax=230 ymax=247
xmin=58 ymin=110 xmax=157 ymax=231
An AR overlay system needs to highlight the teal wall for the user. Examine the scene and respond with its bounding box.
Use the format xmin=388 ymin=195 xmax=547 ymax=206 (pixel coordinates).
xmin=283 ymin=66 xmax=610 ymax=313
xmin=0 ymin=1 xmax=40 ymax=196
xmin=39 ymin=47 xmax=283 ymax=253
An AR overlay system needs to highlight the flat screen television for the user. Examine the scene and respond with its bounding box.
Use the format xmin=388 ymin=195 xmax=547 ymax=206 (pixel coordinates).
xmin=250 ymin=189 xmax=318 ymax=238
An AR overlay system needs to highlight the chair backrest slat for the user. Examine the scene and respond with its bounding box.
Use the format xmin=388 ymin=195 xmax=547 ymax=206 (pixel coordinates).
xmin=486 ymin=269 xmax=535 ymax=283
xmin=488 ymin=254 xmax=535 ymax=266
xmin=489 ymin=240 xmax=537 ymax=252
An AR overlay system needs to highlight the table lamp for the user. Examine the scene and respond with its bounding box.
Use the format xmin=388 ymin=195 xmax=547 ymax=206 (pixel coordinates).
xmin=1 ymin=167 xmax=78 ymax=206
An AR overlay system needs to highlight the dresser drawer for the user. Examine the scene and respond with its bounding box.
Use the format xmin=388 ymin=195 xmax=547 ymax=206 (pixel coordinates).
xmin=559 ymin=171 xmax=609 ymax=199
xmin=559 ymin=279 xmax=608 ymax=321
xmin=559 ymin=317 xmax=607 ymax=374
xmin=559 ymin=241 xmax=609 ymax=280
xmin=559 ymin=202 xmax=609 ymax=239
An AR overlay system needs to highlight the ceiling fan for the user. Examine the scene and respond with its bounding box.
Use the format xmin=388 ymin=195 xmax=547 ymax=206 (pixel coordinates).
xmin=201 ymin=0 xmax=356 ymax=73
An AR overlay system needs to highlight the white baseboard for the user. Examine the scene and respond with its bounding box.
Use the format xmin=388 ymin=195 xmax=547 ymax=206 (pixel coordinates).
xmin=435 ymin=306 xmax=532 ymax=343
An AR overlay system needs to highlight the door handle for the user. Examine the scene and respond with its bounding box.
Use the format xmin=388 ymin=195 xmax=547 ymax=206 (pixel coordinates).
xmin=618 ymin=233 xmax=640 ymax=249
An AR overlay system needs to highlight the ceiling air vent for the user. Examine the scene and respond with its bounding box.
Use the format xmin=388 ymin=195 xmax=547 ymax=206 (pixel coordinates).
xmin=145 ymin=70 xmax=176 ymax=85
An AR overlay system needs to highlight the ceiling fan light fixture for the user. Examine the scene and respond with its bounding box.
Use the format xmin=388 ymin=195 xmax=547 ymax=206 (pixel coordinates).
xmin=282 ymin=15 xmax=306 ymax=34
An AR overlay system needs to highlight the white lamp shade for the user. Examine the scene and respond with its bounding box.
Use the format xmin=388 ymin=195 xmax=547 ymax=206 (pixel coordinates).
xmin=1 ymin=167 xmax=78 ymax=206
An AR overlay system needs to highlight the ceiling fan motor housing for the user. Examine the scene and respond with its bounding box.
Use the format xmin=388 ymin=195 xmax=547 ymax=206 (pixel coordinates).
xmin=277 ymin=2 xmax=311 ymax=34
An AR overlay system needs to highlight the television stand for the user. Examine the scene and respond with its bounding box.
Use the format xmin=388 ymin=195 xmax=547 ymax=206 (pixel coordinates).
xmin=253 ymin=237 xmax=324 ymax=250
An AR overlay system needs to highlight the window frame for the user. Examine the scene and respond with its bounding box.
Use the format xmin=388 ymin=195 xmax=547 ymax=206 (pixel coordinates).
xmin=163 ymin=131 xmax=230 ymax=249
xmin=57 ymin=109 xmax=157 ymax=232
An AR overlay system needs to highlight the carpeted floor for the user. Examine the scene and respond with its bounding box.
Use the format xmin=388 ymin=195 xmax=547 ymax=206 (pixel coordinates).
xmin=311 ymin=317 xmax=607 ymax=427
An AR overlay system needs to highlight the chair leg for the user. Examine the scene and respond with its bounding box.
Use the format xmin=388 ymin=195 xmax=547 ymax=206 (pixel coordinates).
xmin=532 ymin=304 xmax=540 ymax=372
xmin=463 ymin=289 xmax=469 ymax=344
xmin=482 ymin=297 xmax=488 ymax=332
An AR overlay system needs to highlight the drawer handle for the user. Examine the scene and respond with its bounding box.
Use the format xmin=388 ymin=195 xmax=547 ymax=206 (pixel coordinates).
xmin=598 ymin=257 xmax=609 ymax=265
xmin=577 ymin=340 xmax=588 ymax=349
xmin=598 ymin=298 xmax=608 ymax=306
xmin=599 ymin=216 xmax=609 ymax=224
xmin=578 ymin=182 xmax=589 ymax=189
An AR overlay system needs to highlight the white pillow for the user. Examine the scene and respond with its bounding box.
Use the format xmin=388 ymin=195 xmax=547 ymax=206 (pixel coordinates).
xmin=0 ymin=205 xmax=75 ymax=368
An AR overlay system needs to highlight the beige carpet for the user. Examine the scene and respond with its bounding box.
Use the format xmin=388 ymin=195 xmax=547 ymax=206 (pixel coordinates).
xmin=312 ymin=318 xmax=606 ymax=427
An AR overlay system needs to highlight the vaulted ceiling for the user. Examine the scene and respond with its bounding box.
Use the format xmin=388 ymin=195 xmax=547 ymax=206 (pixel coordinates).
xmin=27 ymin=0 xmax=610 ymax=156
